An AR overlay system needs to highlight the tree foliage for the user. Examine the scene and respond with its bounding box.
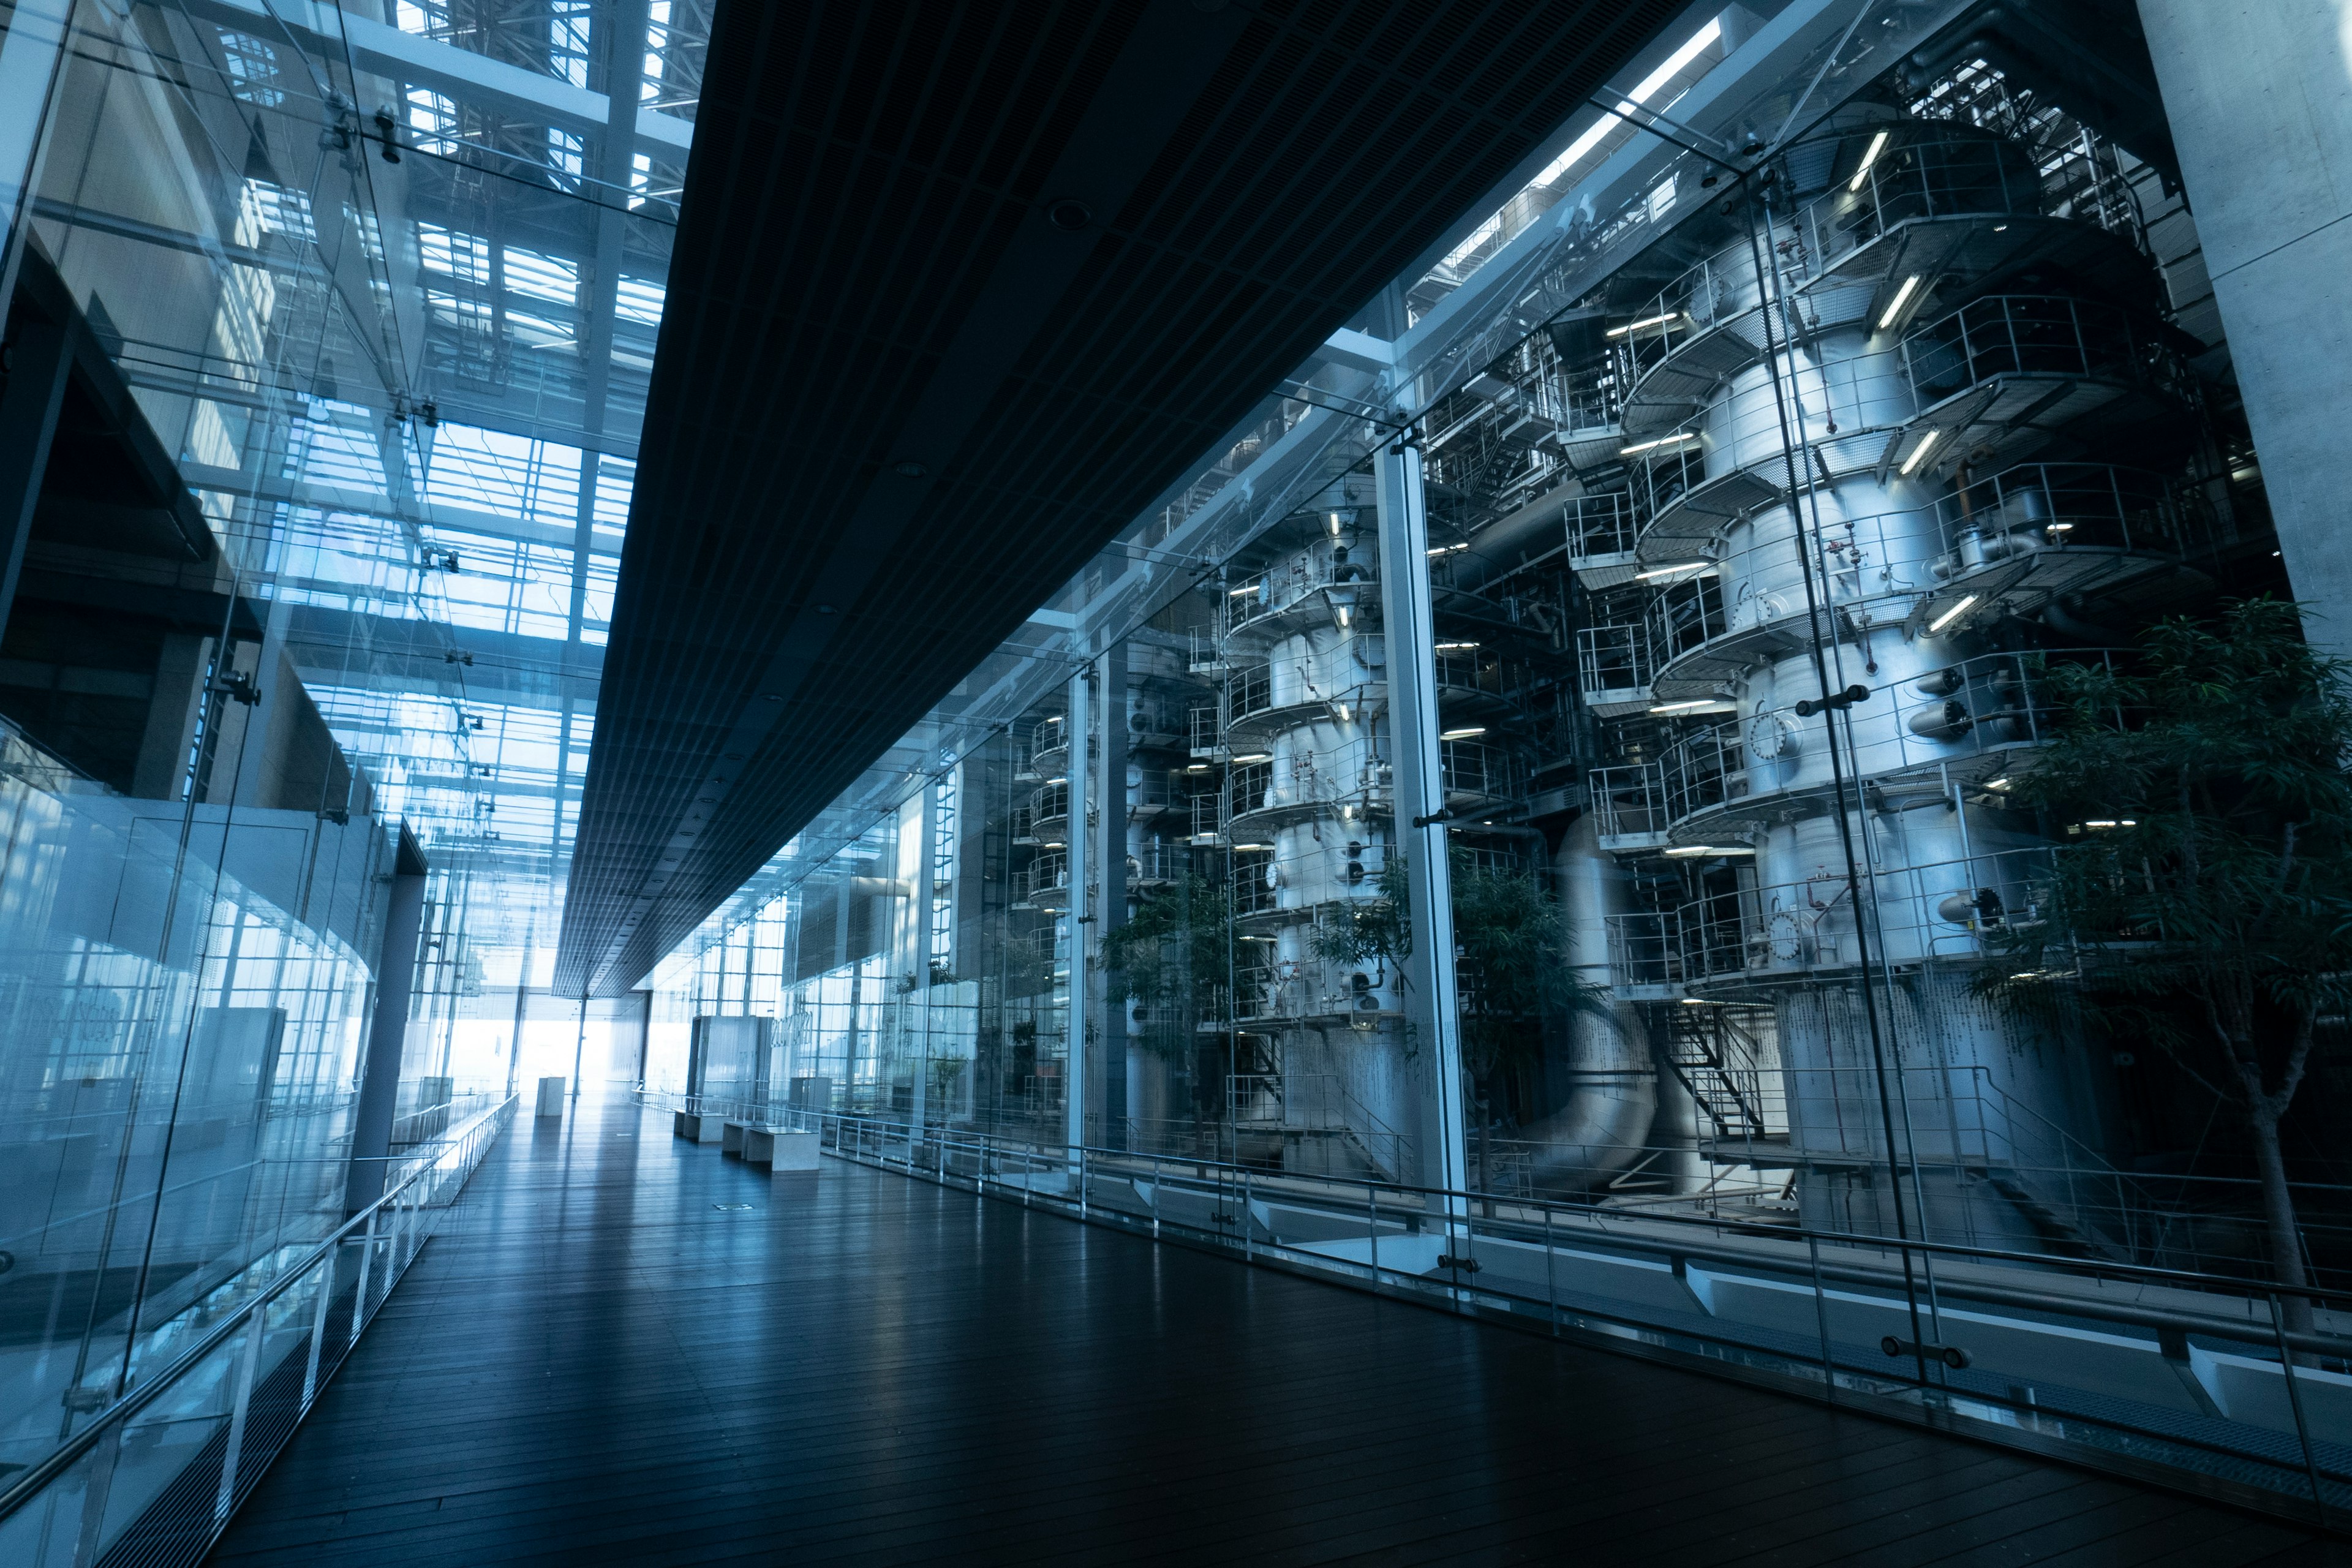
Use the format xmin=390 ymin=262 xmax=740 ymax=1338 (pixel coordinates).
xmin=1978 ymin=598 xmax=2352 ymax=1312
xmin=1309 ymin=846 xmax=1593 ymax=1080
xmin=1102 ymin=873 xmax=1232 ymax=1007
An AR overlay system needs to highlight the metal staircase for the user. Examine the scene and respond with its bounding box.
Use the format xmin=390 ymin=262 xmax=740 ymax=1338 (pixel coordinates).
xmin=1656 ymin=1003 xmax=1784 ymax=1144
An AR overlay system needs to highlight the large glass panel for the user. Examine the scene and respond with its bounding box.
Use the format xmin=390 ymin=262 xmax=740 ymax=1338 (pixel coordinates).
xmin=637 ymin=3 xmax=2350 ymax=1514
xmin=0 ymin=0 xmax=672 ymax=1517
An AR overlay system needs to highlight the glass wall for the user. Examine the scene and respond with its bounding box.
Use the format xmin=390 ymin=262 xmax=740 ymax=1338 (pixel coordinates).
xmin=639 ymin=0 xmax=2350 ymax=1510
xmin=0 ymin=0 xmax=678 ymax=1494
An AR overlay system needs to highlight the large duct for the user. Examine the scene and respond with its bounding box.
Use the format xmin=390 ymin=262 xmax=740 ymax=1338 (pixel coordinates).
xmin=1520 ymin=813 xmax=1655 ymax=1190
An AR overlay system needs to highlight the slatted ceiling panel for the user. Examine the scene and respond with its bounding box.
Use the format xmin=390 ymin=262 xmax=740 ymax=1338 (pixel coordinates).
xmin=559 ymin=0 xmax=1691 ymax=997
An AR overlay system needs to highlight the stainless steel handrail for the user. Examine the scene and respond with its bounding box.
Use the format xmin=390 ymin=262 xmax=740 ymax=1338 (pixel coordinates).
xmin=0 ymin=1093 xmax=518 ymax=1533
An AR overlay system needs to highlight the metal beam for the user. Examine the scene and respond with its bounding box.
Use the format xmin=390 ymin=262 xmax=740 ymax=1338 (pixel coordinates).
xmin=180 ymin=0 xmax=693 ymax=159
xmin=1374 ymin=437 xmax=1468 ymax=1208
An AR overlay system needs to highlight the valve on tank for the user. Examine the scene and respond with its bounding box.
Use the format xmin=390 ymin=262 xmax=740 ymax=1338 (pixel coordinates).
xmin=1936 ymin=888 xmax=2006 ymax=929
xmin=1909 ymin=698 xmax=1976 ymax=741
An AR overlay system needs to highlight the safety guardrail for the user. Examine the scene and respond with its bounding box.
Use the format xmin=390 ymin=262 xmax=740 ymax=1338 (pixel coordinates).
xmin=652 ymin=1088 xmax=2352 ymax=1529
xmin=0 ymin=1094 xmax=518 ymax=1566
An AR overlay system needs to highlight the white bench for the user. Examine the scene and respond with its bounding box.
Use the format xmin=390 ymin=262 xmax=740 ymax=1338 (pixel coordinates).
xmin=744 ymin=1127 xmax=820 ymax=1172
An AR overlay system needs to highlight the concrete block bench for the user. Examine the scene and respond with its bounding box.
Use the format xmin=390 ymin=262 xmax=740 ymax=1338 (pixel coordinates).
xmin=744 ymin=1127 xmax=820 ymax=1172
xmin=680 ymin=1112 xmax=726 ymax=1145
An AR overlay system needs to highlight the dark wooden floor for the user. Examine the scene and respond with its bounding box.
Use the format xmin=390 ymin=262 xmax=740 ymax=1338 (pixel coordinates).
xmin=208 ymin=1094 xmax=2348 ymax=1566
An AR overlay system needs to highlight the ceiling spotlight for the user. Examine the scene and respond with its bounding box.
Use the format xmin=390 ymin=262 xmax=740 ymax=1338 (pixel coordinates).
xmin=892 ymin=460 xmax=928 ymax=478
xmin=1046 ymin=198 xmax=1093 ymax=231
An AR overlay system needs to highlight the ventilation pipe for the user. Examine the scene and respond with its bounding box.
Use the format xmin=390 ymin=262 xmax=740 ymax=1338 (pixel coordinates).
xmin=1520 ymin=813 xmax=1655 ymax=1190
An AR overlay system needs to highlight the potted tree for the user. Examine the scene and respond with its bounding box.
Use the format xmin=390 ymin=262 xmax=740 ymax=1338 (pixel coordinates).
xmin=1981 ymin=598 xmax=2352 ymax=1332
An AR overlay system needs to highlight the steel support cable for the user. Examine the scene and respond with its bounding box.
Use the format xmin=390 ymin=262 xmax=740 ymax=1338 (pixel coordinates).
xmin=1751 ymin=181 xmax=1949 ymax=1333
xmin=1739 ymin=179 xmax=1936 ymax=1385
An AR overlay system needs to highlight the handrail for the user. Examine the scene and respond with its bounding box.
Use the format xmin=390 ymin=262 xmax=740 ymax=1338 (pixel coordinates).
xmin=653 ymin=1090 xmax=2347 ymax=1351
xmin=0 ymin=1093 xmax=518 ymax=1529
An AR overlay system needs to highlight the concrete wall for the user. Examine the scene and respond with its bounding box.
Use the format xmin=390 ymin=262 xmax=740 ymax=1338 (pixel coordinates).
xmin=2139 ymin=0 xmax=2352 ymax=649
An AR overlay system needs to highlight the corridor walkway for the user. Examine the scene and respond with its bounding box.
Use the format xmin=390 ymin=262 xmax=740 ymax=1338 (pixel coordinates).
xmin=208 ymin=1094 xmax=2343 ymax=1566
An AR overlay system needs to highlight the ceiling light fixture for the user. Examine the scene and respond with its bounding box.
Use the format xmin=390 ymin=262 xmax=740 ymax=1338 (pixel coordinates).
xmin=1605 ymin=310 xmax=1683 ymax=338
xmin=1648 ymin=698 xmax=1726 ymax=715
xmin=1899 ymin=428 xmax=1943 ymax=475
xmin=1621 ymin=432 xmax=1700 ymax=456
xmin=1440 ymin=726 xmax=1485 ymax=740
xmin=1849 ymin=129 xmax=1890 ymax=191
xmin=1878 ymin=274 xmax=1924 ymax=331
xmin=1926 ymin=593 xmax=1978 ymax=633
xmin=1636 ymin=561 xmax=1710 ymax=581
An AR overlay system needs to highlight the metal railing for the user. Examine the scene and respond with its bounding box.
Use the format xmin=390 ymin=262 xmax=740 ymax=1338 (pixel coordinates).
xmin=1129 ymin=837 xmax=1187 ymax=885
xmin=1589 ymin=763 xmax=1667 ymax=844
xmin=1901 ymin=293 xmax=2188 ymax=407
xmin=1439 ymin=736 xmax=1513 ymax=804
xmin=1227 ymin=662 xmax=1274 ymax=725
xmin=1223 ymin=546 xmax=1376 ymax=638
xmin=655 ymin=1090 xmax=2352 ymax=1526
xmin=1798 ymin=127 xmax=2044 ymax=275
xmin=1653 ymin=650 xmax=2127 ymax=834
xmin=0 ymin=1095 xmax=517 ymax=1567
xmin=1017 ymin=851 xmax=1070 ymax=906
xmin=1576 ymin=622 xmax=1650 ymax=703
xmin=1028 ymin=712 xmax=1068 ymax=769
xmin=1566 ymin=490 xmax=1640 ymax=565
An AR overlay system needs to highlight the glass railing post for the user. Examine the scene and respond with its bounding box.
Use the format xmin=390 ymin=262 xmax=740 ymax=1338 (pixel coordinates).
xmin=211 ymin=1304 xmax=267 ymax=1530
xmin=1544 ymin=1205 xmax=1557 ymax=1333
xmin=302 ymin=1245 xmax=334 ymax=1409
xmin=349 ymin=1205 xmax=377 ymax=1349
xmin=1809 ymin=1232 xmax=1834 ymax=1403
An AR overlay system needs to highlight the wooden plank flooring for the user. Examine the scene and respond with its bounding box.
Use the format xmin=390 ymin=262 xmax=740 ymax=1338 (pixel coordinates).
xmin=206 ymin=1094 xmax=2349 ymax=1566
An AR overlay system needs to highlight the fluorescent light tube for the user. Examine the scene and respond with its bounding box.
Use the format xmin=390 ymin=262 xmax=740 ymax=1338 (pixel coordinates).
xmin=1899 ymin=428 xmax=1942 ymax=475
xmin=1926 ymin=594 xmax=1977 ymax=633
xmin=1849 ymin=130 xmax=1890 ymax=192
xmin=1879 ymin=274 xmax=1922 ymax=330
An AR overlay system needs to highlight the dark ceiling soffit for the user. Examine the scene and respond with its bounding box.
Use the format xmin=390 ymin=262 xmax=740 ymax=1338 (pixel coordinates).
xmin=557 ymin=0 xmax=1690 ymax=997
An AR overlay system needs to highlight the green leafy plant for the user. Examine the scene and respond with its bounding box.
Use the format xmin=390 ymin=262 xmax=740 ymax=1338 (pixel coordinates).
xmin=1310 ymin=848 xmax=1599 ymax=1080
xmin=1978 ymin=598 xmax=2352 ymax=1327
xmin=1310 ymin=856 xmax=1411 ymax=967
xmin=1102 ymin=873 xmax=1232 ymax=1006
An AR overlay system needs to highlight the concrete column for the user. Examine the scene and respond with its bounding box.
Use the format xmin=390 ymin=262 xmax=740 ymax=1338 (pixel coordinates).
xmin=1096 ymin=640 xmax=1128 ymax=1150
xmin=345 ymin=826 xmax=429 ymax=1213
xmin=1373 ymin=438 xmax=1469 ymax=1205
xmin=2138 ymin=0 xmax=2352 ymax=652
xmin=1065 ymin=656 xmax=1091 ymax=1155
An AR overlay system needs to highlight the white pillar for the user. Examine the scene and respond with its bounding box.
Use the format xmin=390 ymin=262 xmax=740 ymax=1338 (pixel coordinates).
xmin=1064 ymin=656 xmax=1092 ymax=1156
xmin=2139 ymin=0 xmax=2352 ymax=654
xmin=1373 ymin=439 xmax=1469 ymax=1207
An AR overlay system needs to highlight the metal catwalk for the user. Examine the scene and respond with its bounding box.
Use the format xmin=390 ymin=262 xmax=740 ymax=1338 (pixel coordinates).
xmin=206 ymin=1095 xmax=2343 ymax=1566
